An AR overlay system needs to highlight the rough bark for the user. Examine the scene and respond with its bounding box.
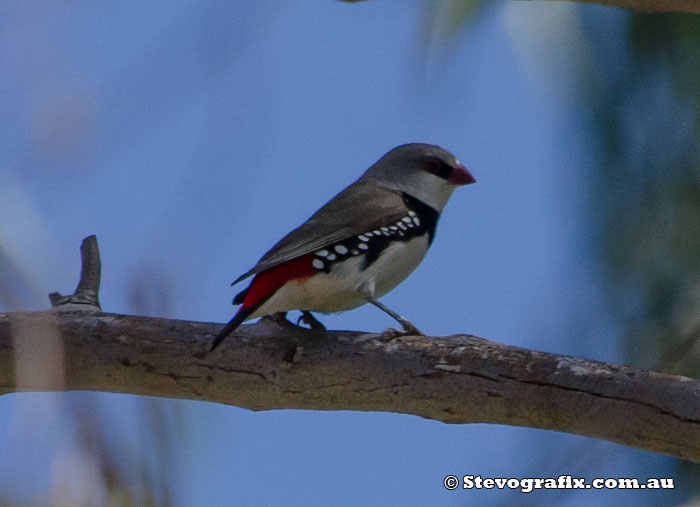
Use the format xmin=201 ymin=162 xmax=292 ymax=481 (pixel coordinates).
xmin=2 ymin=235 xmax=699 ymax=463
xmin=1 ymin=310 xmax=699 ymax=462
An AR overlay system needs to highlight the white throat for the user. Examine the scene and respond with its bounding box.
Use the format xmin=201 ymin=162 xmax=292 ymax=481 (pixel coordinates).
xmin=383 ymin=171 xmax=457 ymax=213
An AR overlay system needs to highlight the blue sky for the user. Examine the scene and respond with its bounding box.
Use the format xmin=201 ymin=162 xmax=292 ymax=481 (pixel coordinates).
xmin=0 ymin=1 xmax=682 ymax=505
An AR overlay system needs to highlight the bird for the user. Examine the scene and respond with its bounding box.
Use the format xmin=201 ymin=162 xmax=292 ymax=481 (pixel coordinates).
xmin=210 ymin=143 xmax=475 ymax=351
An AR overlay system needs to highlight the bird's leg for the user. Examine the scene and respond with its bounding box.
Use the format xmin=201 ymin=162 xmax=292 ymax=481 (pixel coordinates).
xmin=357 ymin=280 xmax=424 ymax=336
xmin=366 ymin=298 xmax=424 ymax=336
xmin=296 ymin=310 xmax=326 ymax=330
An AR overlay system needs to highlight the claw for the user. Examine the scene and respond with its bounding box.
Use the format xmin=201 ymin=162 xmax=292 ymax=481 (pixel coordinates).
xmin=261 ymin=312 xmax=300 ymax=329
xmin=380 ymin=327 xmax=402 ymax=341
xmin=262 ymin=312 xmax=289 ymax=324
xmin=298 ymin=310 xmax=326 ymax=330
xmin=396 ymin=319 xmax=424 ymax=336
xmin=380 ymin=324 xmax=423 ymax=342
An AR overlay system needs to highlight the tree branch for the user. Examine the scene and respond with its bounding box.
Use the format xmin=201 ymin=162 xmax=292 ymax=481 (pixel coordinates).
xmin=49 ymin=235 xmax=101 ymax=310
xmin=2 ymin=236 xmax=699 ymax=463
xmin=338 ymin=0 xmax=700 ymax=15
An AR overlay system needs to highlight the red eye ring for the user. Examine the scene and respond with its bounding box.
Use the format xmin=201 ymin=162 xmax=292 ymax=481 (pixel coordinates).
xmin=424 ymin=158 xmax=442 ymax=175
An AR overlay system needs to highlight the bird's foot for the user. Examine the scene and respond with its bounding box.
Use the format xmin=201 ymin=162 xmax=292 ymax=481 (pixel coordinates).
xmin=396 ymin=317 xmax=424 ymax=336
xmin=380 ymin=320 xmax=424 ymax=342
xmin=296 ymin=310 xmax=326 ymax=330
xmin=380 ymin=319 xmax=425 ymax=342
xmin=380 ymin=327 xmax=403 ymax=341
xmin=363 ymin=296 xmax=423 ymax=338
xmin=261 ymin=312 xmax=295 ymax=327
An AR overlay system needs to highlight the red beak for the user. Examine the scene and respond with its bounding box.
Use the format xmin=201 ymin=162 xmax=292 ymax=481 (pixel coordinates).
xmin=449 ymin=164 xmax=476 ymax=185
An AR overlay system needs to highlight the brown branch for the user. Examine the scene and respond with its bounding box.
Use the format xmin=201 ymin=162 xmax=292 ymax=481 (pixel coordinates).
xmin=49 ymin=235 xmax=101 ymax=310
xmin=337 ymin=0 xmax=700 ymax=14
xmin=565 ymin=0 xmax=700 ymax=13
xmin=2 ymin=236 xmax=699 ymax=463
xmin=1 ymin=311 xmax=699 ymax=462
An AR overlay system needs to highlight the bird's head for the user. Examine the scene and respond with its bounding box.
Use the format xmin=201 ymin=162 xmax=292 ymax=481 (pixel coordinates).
xmin=365 ymin=143 xmax=475 ymax=212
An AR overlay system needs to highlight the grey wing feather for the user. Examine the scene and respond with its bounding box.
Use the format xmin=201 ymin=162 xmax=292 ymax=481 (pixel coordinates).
xmin=232 ymin=180 xmax=408 ymax=285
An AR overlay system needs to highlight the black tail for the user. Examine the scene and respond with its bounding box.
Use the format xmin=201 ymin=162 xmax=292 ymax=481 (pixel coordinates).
xmin=233 ymin=287 xmax=248 ymax=305
xmin=210 ymin=306 xmax=256 ymax=352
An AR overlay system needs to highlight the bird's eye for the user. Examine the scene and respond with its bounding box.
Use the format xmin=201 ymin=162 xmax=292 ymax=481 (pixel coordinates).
xmin=424 ymin=158 xmax=441 ymax=175
xmin=424 ymin=158 xmax=451 ymax=179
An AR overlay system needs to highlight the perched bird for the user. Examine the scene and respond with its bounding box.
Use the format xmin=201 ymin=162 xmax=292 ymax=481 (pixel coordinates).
xmin=211 ymin=143 xmax=475 ymax=351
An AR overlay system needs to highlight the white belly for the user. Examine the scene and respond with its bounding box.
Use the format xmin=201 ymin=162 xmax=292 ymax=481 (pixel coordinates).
xmin=248 ymin=235 xmax=430 ymax=319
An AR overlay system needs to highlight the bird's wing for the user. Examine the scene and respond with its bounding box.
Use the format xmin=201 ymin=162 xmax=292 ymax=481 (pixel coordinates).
xmin=232 ymin=180 xmax=408 ymax=285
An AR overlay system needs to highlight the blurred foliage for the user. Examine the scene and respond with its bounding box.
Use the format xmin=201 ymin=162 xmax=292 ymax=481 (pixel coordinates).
xmin=582 ymin=11 xmax=700 ymax=495
xmin=425 ymin=3 xmax=700 ymax=496
xmin=422 ymin=0 xmax=488 ymax=44
xmin=583 ymin=12 xmax=700 ymax=376
xmin=436 ymin=0 xmax=488 ymax=39
xmin=0 ymin=250 xmax=181 ymax=504
xmin=0 ymin=244 xmax=41 ymax=311
xmin=56 ymin=396 xmax=177 ymax=507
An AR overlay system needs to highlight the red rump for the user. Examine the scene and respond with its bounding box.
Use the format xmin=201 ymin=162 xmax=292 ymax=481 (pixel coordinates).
xmin=242 ymin=253 xmax=317 ymax=308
